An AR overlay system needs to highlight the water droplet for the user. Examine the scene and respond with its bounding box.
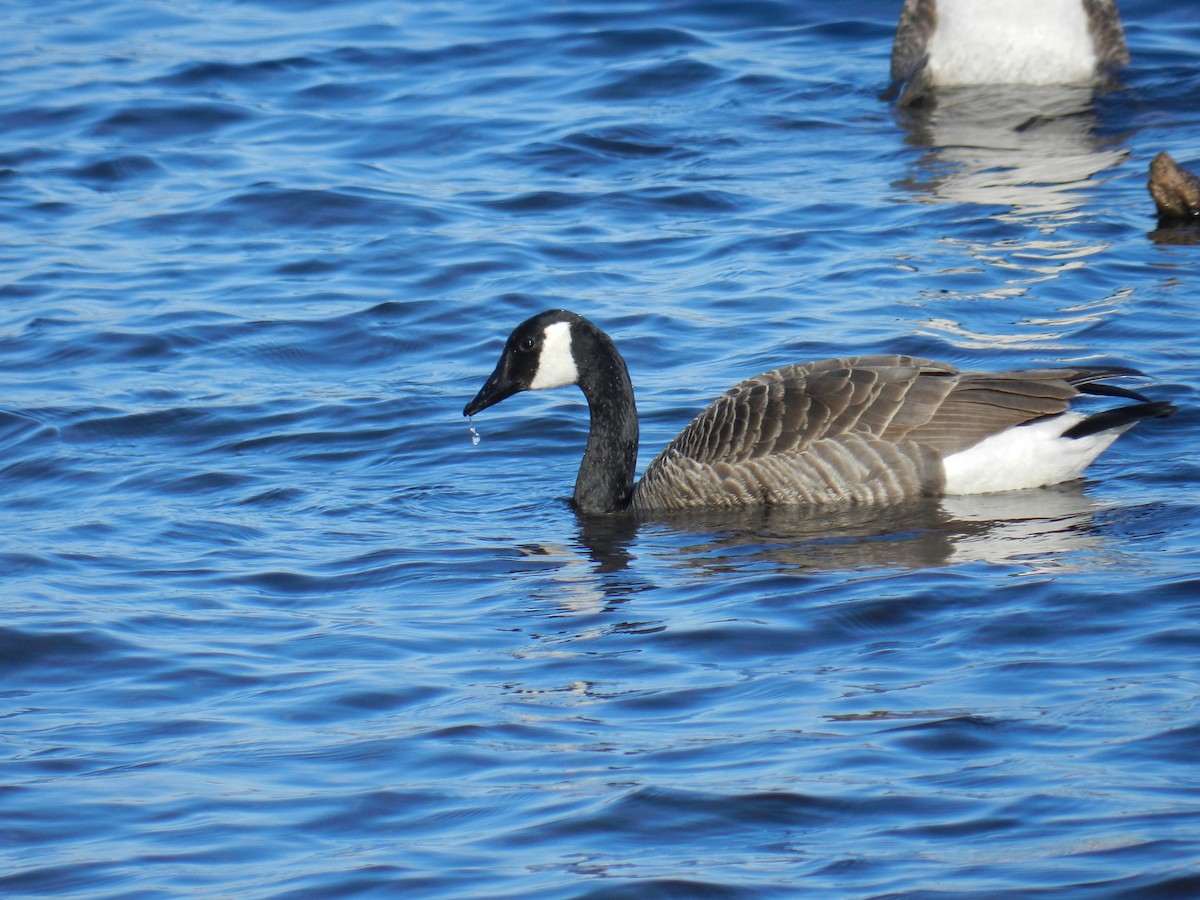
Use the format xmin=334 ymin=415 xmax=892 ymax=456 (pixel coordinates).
xmin=469 ymin=416 xmax=481 ymax=446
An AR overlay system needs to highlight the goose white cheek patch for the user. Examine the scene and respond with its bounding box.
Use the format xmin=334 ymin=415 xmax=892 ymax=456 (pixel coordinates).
xmin=529 ymin=321 xmax=578 ymax=390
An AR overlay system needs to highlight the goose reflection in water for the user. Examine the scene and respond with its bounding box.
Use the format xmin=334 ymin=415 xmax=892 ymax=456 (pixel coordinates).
xmin=894 ymin=84 xmax=1126 ymax=216
xmin=570 ymin=480 xmax=1121 ymax=584
xmin=886 ymin=52 xmax=1134 ymax=365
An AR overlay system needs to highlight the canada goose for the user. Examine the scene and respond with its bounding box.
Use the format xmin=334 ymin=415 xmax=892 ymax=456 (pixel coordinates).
xmin=1149 ymin=152 xmax=1200 ymax=221
xmin=463 ymin=310 xmax=1174 ymax=515
xmin=890 ymin=0 xmax=1128 ymax=105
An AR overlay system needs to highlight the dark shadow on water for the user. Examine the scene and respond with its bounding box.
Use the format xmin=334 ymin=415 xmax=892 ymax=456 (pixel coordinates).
xmin=1149 ymin=222 xmax=1200 ymax=246
xmin=574 ymin=481 xmax=1108 ymax=580
xmin=574 ymin=514 xmax=642 ymax=574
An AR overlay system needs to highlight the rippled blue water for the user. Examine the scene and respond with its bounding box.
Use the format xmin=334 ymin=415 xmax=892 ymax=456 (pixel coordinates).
xmin=4 ymin=1 xmax=1200 ymax=896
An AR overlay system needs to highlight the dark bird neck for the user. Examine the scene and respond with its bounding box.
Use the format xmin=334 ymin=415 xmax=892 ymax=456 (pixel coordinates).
xmin=571 ymin=323 xmax=639 ymax=514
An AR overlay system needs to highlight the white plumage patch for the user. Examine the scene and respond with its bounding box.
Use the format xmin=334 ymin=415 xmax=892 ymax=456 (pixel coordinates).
xmin=529 ymin=320 xmax=578 ymax=390
xmin=942 ymin=413 xmax=1127 ymax=495
xmin=926 ymin=0 xmax=1098 ymax=86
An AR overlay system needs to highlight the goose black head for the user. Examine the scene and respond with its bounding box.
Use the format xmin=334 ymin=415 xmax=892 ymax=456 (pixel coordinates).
xmin=464 ymin=310 xmax=581 ymax=417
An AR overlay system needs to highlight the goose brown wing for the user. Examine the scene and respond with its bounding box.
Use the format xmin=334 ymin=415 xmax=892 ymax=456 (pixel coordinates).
xmin=630 ymin=360 xmax=1142 ymax=511
xmin=656 ymin=355 xmax=957 ymax=466
xmin=902 ymin=368 xmax=1107 ymax=455
xmin=642 ymin=358 xmax=1132 ymax=469
xmin=631 ymin=357 xmax=958 ymax=509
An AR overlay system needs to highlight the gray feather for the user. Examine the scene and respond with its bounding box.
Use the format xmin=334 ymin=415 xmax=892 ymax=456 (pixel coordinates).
xmin=1083 ymin=0 xmax=1129 ymax=72
xmin=890 ymin=0 xmax=937 ymax=104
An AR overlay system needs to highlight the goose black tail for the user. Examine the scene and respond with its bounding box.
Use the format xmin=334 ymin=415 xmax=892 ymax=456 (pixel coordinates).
xmin=1062 ymin=401 xmax=1176 ymax=439
xmin=1077 ymin=380 xmax=1152 ymax=403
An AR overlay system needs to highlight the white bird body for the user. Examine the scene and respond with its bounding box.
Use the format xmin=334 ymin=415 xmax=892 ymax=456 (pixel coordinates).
xmin=926 ymin=0 xmax=1098 ymax=86
xmin=890 ymin=0 xmax=1128 ymax=104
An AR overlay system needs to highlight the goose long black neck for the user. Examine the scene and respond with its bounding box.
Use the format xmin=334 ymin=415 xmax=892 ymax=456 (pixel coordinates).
xmin=571 ymin=320 xmax=639 ymax=514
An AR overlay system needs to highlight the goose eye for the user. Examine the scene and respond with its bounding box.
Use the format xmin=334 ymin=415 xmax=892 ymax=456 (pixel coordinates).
xmin=519 ymin=336 xmax=535 ymax=352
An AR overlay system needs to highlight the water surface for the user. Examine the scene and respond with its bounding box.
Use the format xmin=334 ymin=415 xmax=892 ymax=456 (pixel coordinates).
xmin=3 ymin=1 xmax=1200 ymax=897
